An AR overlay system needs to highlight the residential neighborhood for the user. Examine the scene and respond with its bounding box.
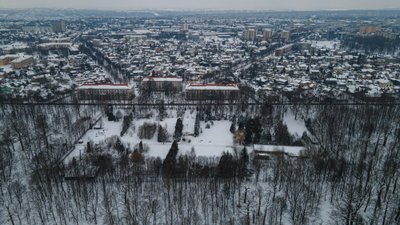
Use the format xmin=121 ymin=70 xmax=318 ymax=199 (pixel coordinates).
xmin=1 ymin=10 xmax=399 ymax=103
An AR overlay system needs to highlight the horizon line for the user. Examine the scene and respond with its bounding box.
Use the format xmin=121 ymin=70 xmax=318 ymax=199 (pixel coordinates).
xmin=1 ymin=7 xmax=400 ymax=13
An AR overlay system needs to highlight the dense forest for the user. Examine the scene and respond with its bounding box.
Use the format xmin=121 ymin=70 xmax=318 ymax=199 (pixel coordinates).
xmin=0 ymin=103 xmax=399 ymax=225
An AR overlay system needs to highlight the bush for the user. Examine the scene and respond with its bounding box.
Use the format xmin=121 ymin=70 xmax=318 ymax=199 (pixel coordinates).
xmin=138 ymin=122 xmax=157 ymax=139
xmin=274 ymin=120 xmax=292 ymax=145
xmin=131 ymin=151 xmax=145 ymax=164
xmin=157 ymin=125 xmax=170 ymax=143
xmin=134 ymin=141 xmax=150 ymax=153
xmin=121 ymin=113 xmax=133 ymax=136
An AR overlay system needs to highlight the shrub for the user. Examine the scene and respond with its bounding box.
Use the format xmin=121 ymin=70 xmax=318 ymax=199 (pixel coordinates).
xmin=138 ymin=122 xmax=157 ymax=139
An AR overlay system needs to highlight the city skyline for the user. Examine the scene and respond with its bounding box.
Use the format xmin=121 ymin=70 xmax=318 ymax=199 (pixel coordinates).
xmin=1 ymin=0 xmax=400 ymax=11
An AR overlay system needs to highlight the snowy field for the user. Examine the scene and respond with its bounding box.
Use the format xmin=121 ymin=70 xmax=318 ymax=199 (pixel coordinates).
xmin=63 ymin=109 xmax=311 ymax=165
xmin=309 ymin=40 xmax=340 ymax=50
xmin=283 ymin=110 xmax=309 ymax=138
xmin=64 ymin=110 xmax=235 ymax=164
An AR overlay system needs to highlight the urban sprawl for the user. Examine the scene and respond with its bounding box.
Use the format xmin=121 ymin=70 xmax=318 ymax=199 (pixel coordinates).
xmin=0 ymin=9 xmax=400 ymax=103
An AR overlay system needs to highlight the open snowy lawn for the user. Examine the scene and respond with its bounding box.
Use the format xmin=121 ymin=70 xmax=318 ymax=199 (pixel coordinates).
xmin=144 ymin=119 xmax=234 ymax=158
xmin=63 ymin=144 xmax=85 ymax=163
xmin=64 ymin=110 xmax=235 ymax=164
xmin=63 ymin=108 xmax=313 ymax=165
xmin=191 ymin=120 xmax=233 ymax=146
xmin=283 ymin=110 xmax=309 ymax=137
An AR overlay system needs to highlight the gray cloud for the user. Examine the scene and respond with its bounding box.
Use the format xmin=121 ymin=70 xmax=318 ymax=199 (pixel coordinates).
xmin=2 ymin=0 xmax=400 ymax=10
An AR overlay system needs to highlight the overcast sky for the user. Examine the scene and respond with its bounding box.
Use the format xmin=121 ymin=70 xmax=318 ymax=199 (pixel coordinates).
xmin=1 ymin=0 xmax=400 ymax=11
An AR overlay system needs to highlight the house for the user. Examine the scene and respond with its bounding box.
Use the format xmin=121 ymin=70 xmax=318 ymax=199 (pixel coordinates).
xmin=11 ymin=55 xmax=33 ymax=69
xmin=253 ymin=144 xmax=305 ymax=160
xmin=0 ymin=54 xmax=33 ymax=69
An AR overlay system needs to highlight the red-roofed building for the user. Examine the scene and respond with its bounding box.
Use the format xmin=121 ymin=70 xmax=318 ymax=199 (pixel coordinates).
xmin=77 ymin=83 xmax=134 ymax=100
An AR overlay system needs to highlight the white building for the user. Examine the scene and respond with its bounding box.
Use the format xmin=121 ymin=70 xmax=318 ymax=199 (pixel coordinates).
xmin=243 ymin=29 xmax=257 ymax=42
xmin=78 ymin=83 xmax=134 ymax=100
xmin=263 ymin=29 xmax=272 ymax=41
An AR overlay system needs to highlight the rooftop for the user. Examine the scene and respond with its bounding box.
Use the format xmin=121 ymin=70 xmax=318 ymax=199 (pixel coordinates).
xmin=78 ymin=83 xmax=132 ymax=90
xmin=186 ymin=83 xmax=239 ymax=91
xmin=142 ymin=76 xmax=183 ymax=82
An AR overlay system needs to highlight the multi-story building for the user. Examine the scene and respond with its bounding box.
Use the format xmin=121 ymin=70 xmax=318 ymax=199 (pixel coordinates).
xmin=185 ymin=83 xmax=240 ymax=101
xmin=52 ymin=20 xmax=65 ymax=33
xmin=281 ymin=30 xmax=290 ymax=43
xmin=141 ymin=76 xmax=183 ymax=92
xmin=77 ymin=83 xmax=134 ymax=100
xmin=263 ymin=29 xmax=273 ymax=41
xmin=243 ymin=29 xmax=257 ymax=42
xmin=5 ymin=55 xmax=34 ymax=69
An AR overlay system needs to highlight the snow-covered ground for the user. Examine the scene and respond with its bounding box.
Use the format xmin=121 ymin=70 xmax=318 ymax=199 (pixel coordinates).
xmin=283 ymin=110 xmax=309 ymax=137
xmin=64 ymin=110 xmax=235 ymax=164
xmin=63 ymin=108 xmax=313 ymax=165
xmin=309 ymin=40 xmax=340 ymax=50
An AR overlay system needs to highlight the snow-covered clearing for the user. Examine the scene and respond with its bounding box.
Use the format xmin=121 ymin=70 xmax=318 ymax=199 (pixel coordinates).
xmin=64 ymin=108 xmax=313 ymax=164
xmin=64 ymin=110 xmax=235 ymax=164
xmin=309 ymin=40 xmax=340 ymax=49
xmin=283 ymin=110 xmax=309 ymax=138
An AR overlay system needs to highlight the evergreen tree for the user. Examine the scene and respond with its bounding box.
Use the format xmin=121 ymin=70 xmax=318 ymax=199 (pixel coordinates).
xmin=238 ymin=116 xmax=247 ymax=130
xmin=86 ymin=142 xmax=92 ymax=153
xmin=139 ymin=141 xmax=143 ymax=152
xmin=120 ymin=113 xmax=133 ymax=136
xmin=274 ymin=121 xmax=292 ymax=145
xmin=244 ymin=118 xmax=262 ymax=145
xmin=174 ymin=118 xmax=183 ymax=140
xmin=158 ymin=100 xmax=166 ymax=120
xmin=114 ymin=137 xmax=125 ymax=152
xmin=239 ymin=147 xmax=250 ymax=178
xmin=163 ymin=141 xmax=179 ymax=177
xmin=106 ymin=105 xmax=116 ymax=121
xmin=230 ymin=122 xmax=236 ymax=134
xmin=194 ymin=113 xmax=200 ymax=137
xmin=240 ymin=147 xmax=249 ymax=164
xmin=157 ymin=125 xmax=169 ymax=143
xmin=217 ymin=152 xmax=238 ymax=178
xmin=259 ymin=129 xmax=272 ymax=144
xmin=230 ymin=115 xmax=237 ymax=133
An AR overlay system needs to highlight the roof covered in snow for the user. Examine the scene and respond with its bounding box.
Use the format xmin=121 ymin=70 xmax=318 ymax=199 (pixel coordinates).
xmin=78 ymin=83 xmax=132 ymax=90
xmin=253 ymin=144 xmax=304 ymax=157
xmin=142 ymin=76 xmax=183 ymax=82
xmin=186 ymin=83 xmax=239 ymax=91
